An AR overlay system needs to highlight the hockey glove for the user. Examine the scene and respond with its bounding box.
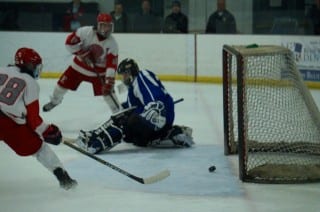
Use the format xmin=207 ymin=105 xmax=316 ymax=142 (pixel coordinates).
xmin=103 ymin=77 xmax=115 ymax=95
xmin=141 ymin=101 xmax=166 ymax=131
xmin=42 ymin=124 xmax=62 ymax=145
xmin=76 ymin=49 xmax=94 ymax=67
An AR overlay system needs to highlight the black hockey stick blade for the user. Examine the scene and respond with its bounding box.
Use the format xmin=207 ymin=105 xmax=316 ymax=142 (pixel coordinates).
xmin=63 ymin=140 xmax=170 ymax=184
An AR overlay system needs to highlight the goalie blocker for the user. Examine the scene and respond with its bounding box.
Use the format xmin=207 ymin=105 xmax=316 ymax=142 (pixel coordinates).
xmin=76 ymin=103 xmax=194 ymax=154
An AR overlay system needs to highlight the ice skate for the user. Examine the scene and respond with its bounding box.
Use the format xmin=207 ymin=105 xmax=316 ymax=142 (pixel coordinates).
xmin=42 ymin=101 xmax=58 ymax=112
xmin=53 ymin=167 xmax=77 ymax=190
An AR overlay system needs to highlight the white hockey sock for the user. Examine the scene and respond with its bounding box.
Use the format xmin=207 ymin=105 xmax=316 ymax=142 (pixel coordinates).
xmin=50 ymin=85 xmax=67 ymax=105
xmin=103 ymin=92 xmax=122 ymax=113
xmin=33 ymin=142 xmax=63 ymax=172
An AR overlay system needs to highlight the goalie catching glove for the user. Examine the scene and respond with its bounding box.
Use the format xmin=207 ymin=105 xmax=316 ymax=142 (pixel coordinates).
xmin=42 ymin=124 xmax=62 ymax=145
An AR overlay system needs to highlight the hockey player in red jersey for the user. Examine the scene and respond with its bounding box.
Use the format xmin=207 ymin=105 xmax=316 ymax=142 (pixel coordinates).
xmin=0 ymin=47 xmax=77 ymax=190
xmin=43 ymin=13 xmax=121 ymax=113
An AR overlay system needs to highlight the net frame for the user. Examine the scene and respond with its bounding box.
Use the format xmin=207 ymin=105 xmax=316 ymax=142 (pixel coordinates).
xmin=223 ymin=44 xmax=320 ymax=183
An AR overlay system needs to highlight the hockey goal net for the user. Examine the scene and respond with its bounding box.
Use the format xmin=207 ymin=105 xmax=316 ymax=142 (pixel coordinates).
xmin=223 ymin=44 xmax=320 ymax=183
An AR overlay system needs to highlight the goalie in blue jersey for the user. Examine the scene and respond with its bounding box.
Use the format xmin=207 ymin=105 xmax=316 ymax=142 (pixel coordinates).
xmin=76 ymin=58 xmax=194 ymax=154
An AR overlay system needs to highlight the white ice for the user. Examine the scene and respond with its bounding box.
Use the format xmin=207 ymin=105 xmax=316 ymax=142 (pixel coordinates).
xmin=1 ymin=79 xmax=320 ymax=212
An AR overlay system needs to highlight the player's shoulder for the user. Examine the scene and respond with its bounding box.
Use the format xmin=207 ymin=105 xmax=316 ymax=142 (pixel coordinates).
xmin=0 ymin=65 xmax=17 ymax=73
xmin=106 ymin=35 xmax=119 ymax=49
xmin=141 ymin=69 xmax=154 ymax=75
xmin=108 ymin=34 xmax=116 ymax=40
xmin=0 ymin=66 xmax=21 ymax=78
xmin=106 ymin=34 xmax=118 ymax=43
xmin=0 ymin=66 xmax=38 ymax=86
xmin=77 ymin=26 xmax=95 ymax=35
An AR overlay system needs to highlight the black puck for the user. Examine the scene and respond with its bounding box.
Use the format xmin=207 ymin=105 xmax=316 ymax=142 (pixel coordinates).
xmin=208 ymin=165 xmax=216 ymax=172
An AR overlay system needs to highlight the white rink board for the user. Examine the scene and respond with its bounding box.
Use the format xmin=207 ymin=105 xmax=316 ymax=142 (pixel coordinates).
xmin=0 ymin=32 xmax=318 ymax=79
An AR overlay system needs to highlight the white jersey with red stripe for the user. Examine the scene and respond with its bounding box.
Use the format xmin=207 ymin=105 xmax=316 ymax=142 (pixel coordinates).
xmin=65 ymin=26 xmax=118 ymax=78
xmin=0 ymin=66 xmax=48 ymax=136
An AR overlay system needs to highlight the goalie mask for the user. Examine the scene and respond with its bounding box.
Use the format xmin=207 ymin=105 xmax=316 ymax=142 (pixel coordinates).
xmin=14 ymin=47 xmax=43 ymax=79
xmin=96 ymin=13 xmax=113 ymax=38
xmin=117 ymin=58 xmax=139 ymax=86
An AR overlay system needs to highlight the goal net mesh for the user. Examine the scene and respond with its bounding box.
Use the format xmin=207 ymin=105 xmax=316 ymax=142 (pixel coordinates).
xmin=223 ymin=45 xmax=320 ymax=183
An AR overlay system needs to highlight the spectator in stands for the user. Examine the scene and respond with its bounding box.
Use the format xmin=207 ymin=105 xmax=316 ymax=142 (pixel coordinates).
xmin=205 ymin=0 xmax=237 ymax=34
xmin=110 ymin=0 xmax=129 ymax=33
xmin=132 ymin=0 xmax=161 ymax=33
xmin=63 ymin=0 xmax=85 ymax=32
xmin=162 ymin=0 xmax=188 ymax=33
xmin=306 ymin=0 xmax=320 ymax=35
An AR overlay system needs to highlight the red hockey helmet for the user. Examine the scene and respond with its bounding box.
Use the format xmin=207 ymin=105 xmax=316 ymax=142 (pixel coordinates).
xmin=97 ymin=13 xmax=112 ymax=23
xmin=96 ymin=13 xmax=113 ymax=38
xmin=15 ymin=47 xmax=43 ymax=79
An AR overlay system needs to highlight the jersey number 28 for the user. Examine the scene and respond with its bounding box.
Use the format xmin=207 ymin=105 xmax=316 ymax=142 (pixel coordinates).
xmin=0 ymin=73 xmax=26 ymax=105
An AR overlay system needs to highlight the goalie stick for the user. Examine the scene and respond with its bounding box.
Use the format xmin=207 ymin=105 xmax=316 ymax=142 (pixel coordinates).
xmin=63 ymin=140 xmax=170 ymax=184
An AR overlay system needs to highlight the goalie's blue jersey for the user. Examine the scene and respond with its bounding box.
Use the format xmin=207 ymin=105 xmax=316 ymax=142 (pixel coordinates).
xmin=122 ymin=69 xmax=175 ymax=125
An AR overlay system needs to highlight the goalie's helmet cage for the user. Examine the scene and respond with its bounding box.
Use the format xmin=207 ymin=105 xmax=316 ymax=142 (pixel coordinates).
xmin=15 ymin=47 xmax=43 ymax=79
xmin=96 ymin=13 xmax=113 ymax=38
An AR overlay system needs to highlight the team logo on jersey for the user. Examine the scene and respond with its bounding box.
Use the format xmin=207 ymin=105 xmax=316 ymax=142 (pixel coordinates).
xmin=89 ymin=44 xmax=104 ymax=61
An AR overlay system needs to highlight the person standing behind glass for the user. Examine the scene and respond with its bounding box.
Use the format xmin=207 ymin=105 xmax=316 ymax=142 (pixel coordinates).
xmin=132 ymin=0 xmax=161 ymax=33
xmin=163 ymin=0 xmax=188 ymax=33
xmin=63 ymin=0 xmax=85 ymax=32
xmin=205 ymin=0 xmax=236 ymax=34
xmin=306 ymin=0 xmax=320 ymax=35
xmin=110 ymin=0 xmax=129 ymax=33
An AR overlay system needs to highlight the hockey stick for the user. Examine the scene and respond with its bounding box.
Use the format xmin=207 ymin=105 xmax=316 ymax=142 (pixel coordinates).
xmin=174 ymin=97 xmax=184 ymax=104
xmin=63 ymin=140 xmax=170 ymax=184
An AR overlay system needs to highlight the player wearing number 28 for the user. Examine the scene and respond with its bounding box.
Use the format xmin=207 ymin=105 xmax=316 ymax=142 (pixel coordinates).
xmin=43 ymin=13 xmax=121 ymax=114
xmin=0 ymin=48 xmax=77 ymax=190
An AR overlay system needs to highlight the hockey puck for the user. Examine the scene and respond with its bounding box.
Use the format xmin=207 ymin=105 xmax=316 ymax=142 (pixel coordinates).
xmin=208 ymin=165 xmax=216 ymax=172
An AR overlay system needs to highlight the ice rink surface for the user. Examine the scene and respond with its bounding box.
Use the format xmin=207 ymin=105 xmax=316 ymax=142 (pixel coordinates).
xmin=1 ymin=79 xmax=320 ymax=212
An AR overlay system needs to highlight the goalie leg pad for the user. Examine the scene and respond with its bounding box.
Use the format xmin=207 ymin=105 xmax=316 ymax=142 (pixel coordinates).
xmin=77 ymin=122 xmax=123 ymax=154
xmin=155 ymin=125 xmax=195 ymax=148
